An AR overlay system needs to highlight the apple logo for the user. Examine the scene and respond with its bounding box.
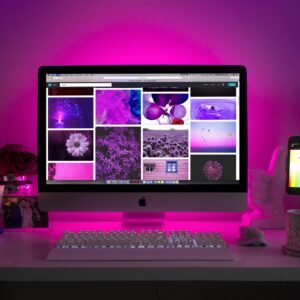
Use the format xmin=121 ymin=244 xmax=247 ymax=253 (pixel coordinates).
xmin=138 ymin=197 xmax=147 ymax=207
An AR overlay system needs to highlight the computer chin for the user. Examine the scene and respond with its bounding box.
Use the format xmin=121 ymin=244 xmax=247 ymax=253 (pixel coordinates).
xmin=39 ymin=192 xmax=247 ymax=212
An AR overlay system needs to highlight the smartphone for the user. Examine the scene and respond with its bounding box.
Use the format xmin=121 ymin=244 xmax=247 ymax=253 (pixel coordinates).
xmin=286 ymin=136 xmax=300 ymax=194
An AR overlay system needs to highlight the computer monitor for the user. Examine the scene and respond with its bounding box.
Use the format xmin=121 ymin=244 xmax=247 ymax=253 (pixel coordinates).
xmin=38 ymin=65 xmax=247 ymax=212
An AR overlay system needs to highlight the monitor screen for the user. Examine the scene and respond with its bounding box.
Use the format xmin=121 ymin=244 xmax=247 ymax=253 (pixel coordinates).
xmin=38 ymin=66 xmax=247 ymax=211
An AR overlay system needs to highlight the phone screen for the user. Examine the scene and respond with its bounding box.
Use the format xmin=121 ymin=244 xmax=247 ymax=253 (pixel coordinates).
xmin=289 ymin=147 xmax=300 ymax=188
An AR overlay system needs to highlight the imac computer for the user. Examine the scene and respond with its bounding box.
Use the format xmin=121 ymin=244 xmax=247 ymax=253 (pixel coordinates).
xmin=38 ymin=65 xmax=247 ymax=213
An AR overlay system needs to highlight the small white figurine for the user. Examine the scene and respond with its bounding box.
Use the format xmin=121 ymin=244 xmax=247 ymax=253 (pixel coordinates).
xmin=248 ymin=146 xmax=286 ymax=228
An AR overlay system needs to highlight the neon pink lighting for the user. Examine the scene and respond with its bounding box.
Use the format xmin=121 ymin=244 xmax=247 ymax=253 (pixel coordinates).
xmin=1 ymin=0 xmax=300 ymax=232
xmin=0 ymin=0 xmax=299 ymax=171
xmin=49 ymin=212 xmax=241 ymax=243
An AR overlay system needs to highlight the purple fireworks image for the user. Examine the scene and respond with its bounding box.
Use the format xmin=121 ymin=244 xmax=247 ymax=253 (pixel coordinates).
xmin=143 ymin=129 xmax=188 ymax=157
xmin=143 ymin=93 xmax=189 ymax=125
xmin=96 ymin=127 xmax=141 ymax=180
xmin=48 ymin=97 xmax=93 ymax=128
xmin=96 ymin=89 xmax=141 ymax=125
xmin=191 ymin=98 xmax=236 ymax=120
xmin=203 ymin=160 xmax=223 ymax=180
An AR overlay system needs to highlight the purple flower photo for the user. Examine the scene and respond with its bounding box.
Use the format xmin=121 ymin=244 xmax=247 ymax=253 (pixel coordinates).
xmin=143 ymin=129 xmax=188 ymax=157
xmin=48 ymin=130 xmax=93 ymax=161
xmin=96 ymin=127 xmax=141 ymax=180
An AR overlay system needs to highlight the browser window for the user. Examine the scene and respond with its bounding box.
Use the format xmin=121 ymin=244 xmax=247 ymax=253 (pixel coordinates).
xmin=45 ymin=73 xmax=240 ymax=185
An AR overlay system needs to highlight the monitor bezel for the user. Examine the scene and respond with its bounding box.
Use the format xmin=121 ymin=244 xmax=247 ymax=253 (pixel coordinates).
xmin=38 ymin=65 xmax=247 ymax=193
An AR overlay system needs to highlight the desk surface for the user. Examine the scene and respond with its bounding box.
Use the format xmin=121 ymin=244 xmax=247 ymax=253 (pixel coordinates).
xmin=1 ymin=227 xmax=300 ymax=282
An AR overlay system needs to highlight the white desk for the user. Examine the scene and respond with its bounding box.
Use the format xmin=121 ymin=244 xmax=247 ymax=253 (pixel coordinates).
xmin=0 ymin=228 xmax=300 ymax=282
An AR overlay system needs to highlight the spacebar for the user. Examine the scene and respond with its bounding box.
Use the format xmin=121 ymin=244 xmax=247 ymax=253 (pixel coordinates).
xmin=47 ymin=247 xmax=235 ymax=261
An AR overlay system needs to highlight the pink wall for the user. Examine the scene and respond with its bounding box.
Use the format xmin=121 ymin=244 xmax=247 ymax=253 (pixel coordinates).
xmin=0 ymin=0 xmax=300 ymax=217
xmin=1 ymin=0 xmax=299 ymax=169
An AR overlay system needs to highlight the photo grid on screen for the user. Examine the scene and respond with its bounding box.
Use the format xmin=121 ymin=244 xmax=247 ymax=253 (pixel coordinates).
xmin=46 ymin=75 xmax=239 ymax=184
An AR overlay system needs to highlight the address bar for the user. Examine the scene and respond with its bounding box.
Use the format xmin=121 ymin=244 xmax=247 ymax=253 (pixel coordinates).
xmin=102 ymin=76 xmax=182 ymax=80
xmin=103 ymin=76 xmax=140 ymax=80
xmin=145 ymin=76 xmax=182 ymax=79
xmin=60 ymin=83 xmax=112 ymax=87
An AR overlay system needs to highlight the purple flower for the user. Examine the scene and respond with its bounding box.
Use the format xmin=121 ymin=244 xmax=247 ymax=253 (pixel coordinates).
xmin=96 ymin=128 xmax=141 ymax=180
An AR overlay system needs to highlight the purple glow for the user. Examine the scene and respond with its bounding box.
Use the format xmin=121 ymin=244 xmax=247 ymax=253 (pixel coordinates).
xmin=1 ymin=1 xmax=300 ymax=172
xmin=48 ymin=213 xmax=242 ymax=243
xmin=191 ymin=122 xmax=236 ymax=152
xmin=1 ymin=0 xmax=300 ymax=227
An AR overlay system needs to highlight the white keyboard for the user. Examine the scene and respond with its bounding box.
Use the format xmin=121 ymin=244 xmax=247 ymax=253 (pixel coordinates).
xmin=47 ymin=230 xmax=234 ymax=261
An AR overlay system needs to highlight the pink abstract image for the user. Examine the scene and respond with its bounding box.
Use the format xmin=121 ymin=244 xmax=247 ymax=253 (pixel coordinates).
xmin=96 ymin=89 xmax=141 ymax=125
xmin=49 ymin=163 xmax=93 ymax=181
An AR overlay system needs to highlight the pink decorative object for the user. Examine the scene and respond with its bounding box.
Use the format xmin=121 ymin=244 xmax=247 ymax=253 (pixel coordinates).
xmin=247 ymin=146 xmax=286 ymax=228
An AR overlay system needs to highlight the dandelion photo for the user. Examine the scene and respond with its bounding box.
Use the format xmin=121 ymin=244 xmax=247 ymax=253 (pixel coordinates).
xmin=190 ymin=155 xmax=236 ymax=182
